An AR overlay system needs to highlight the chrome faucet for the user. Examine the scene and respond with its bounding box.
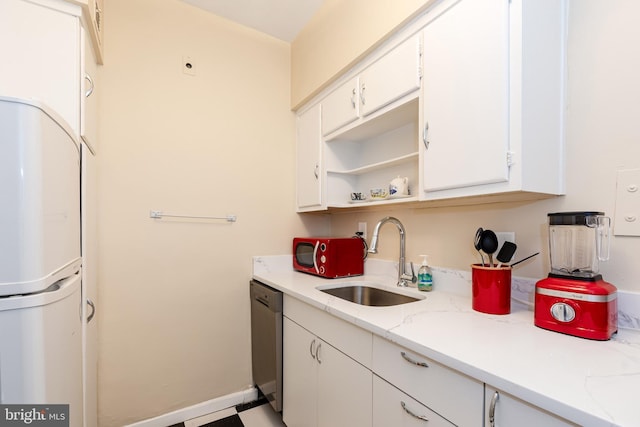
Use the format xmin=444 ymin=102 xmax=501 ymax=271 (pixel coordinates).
xmin=368 ymin=216 xmax=416 ymax=287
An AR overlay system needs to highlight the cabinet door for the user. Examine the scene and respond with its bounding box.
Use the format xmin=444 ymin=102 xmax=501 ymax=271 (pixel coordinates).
xmin=321 ymin=77 xmax=359 ymax=136
xmin=485 ymin=387 xmax=578 ymax=427
xmin=81 ymin=145 xmax=98 ymax=427
xmin=296 ymin=104 xmax=323 ymax=210
xmin=0 ymin=0 xmax=80 ymax=135
xmin=81 ymin=26 xmax=99 ymax=153
xmin=317 ymin=340 xmax=372 ymax=427
xmin=373 ymin=376 xmax=454 ymax=427
xmin=283 ymin=318 xmax=318 ymax=427
xmin=360 ymin=34 xmax=421 ymax=117
xmin=422 ymin=0 xmax=510 ymax=192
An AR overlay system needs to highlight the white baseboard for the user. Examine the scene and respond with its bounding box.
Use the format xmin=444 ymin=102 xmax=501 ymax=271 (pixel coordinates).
xmin=125 ymin=387 xmax=258 ymax=427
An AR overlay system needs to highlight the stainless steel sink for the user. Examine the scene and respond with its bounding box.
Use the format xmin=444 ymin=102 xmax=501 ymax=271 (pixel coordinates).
xmin=319 ymin=285 xmax=422 ymax=307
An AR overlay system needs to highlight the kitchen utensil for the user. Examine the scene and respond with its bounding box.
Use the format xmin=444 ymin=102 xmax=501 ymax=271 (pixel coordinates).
xmin=534 ymin=212 xmax=617 ymax=340
xmin=474 ymin=227 xmax=485 ymax=266
xmin=509 ymin=252 xmax=539 ymax=268
xmin=496 ymin=241 xmax=517 ymax=268
xmin=480 ymin=229 xmax=498 ymax=267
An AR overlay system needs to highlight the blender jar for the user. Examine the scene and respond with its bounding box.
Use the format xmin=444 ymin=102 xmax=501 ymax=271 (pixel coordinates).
xmin=548 ymin=212 xmax=611 ymax=279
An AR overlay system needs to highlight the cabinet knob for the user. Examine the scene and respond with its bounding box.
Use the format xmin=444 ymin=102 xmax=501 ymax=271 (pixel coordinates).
xmin=351 ymin=88 xmax=357 ymax=109
xmin=315 ymin=342 xmax=322 ymax=364
xmin=314 ymin=164 xmax=319 ymax=179
xmin=360 ymin=83 xmax=366 ymax=105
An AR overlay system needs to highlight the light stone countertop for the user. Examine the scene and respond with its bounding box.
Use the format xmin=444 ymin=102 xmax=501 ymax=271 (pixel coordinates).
xmin=253 ymin=255 xmax=640 ymax=427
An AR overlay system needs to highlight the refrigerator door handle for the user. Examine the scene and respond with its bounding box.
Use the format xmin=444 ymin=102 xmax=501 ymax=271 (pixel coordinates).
xmin=86 ymin=298 xmax=96 ymax=323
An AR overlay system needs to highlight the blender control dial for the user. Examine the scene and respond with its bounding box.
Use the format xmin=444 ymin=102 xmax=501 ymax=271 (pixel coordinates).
xmin=550 ymin=302 xmax=576 ymax=322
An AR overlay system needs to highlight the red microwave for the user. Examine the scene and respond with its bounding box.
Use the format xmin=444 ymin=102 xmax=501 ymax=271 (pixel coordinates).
xmin=293 ymin=237 xmax=365 ymax=278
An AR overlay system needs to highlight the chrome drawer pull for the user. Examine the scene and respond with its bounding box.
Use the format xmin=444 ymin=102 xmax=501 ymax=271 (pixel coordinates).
xmin=316 ymin=343 xmax=322 ymax=364
xmin=489 ymin=391 xmax=499 ymax=427
xmin=401 ymin=401 xmax=429 ymax=422
xmin=86 ymin=298 xmax=96 ymax=323
xmin=401 ymin=351 xmax=429 ymax=368
xmin=310 ymin=339 xmax=316 ymax=359
xmin=84 ymin=74 xmax=94 ymax=98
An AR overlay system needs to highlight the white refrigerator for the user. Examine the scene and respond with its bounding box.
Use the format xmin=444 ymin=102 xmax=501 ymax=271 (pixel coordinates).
xmin=0 ymin=96 xmax=83 ymax=425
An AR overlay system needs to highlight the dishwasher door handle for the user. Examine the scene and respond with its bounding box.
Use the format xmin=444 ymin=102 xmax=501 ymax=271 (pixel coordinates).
xmin=255 ymin=296 xmax=270 ymax=308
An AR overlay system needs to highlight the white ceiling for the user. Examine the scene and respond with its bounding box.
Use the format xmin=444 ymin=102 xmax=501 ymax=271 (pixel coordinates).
xmin=179 ymin=0 xmax=324 ymax=42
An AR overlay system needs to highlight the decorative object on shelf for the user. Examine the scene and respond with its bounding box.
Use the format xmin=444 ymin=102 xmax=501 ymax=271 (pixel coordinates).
xmin=389 ymin=176 xmax=409 ymax=196
xmin=370 ymin=188 xmax=389 ymax=200
xmin=350 ymin=192 xmax=367 ymax=201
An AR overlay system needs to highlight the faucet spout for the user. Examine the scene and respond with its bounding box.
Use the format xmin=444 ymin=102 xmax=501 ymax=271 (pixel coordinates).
xmin=368 ymin=217 xmax=416 ymax=287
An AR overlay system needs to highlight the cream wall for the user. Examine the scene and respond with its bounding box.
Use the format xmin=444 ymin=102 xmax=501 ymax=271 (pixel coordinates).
xmin=328 ymin=0 xmax=640 ymax=293
xmin=97 ymin=0 xmax=327 ymax=425
xmin=290 ymin=0 xmax=433 ymax=108
xmin=97 ymin=0 xmax=639 ymax=424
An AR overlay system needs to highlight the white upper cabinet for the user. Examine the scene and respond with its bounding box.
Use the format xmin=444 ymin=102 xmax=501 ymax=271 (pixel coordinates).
xmin=421 ymin=0 xmax=567 ymax=201
xmin=296 ymin=104 xmax=324 ymax=211
xmin=88 ymin=0 xmax=104 ymax=62
xmin=422 ymin=0 xmax=510 ymax=192
xmin=321 ymin=34 xmax=422 ymax=137
xmin=295 ymin=0 xmax=567 ymax=212
xmin=359 ymin=34 xmax=422 ymax=118
xmin=0 ymin=0 xmax=81 ymax=135
xmin=321 ymin=77 xmax=360 ymax=136
xmin=81 ymin=25 xmax=100 ymax=153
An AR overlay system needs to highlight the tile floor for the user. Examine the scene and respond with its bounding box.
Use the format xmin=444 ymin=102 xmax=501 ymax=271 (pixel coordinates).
xmin=168 ymin=398 xmax=286 ymax=427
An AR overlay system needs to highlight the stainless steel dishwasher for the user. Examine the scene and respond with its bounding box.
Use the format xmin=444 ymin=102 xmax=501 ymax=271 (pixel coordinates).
xmin=250 ymin=280 xmax=283 ymax=412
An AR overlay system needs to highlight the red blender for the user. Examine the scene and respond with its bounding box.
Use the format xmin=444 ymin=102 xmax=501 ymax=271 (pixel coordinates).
xmin=534 ymin=212 xmax=618 ymax=340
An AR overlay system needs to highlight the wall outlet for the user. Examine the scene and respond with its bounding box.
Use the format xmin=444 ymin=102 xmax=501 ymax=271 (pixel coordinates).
xmin=358 ymin=222 xmax=367 ymax=240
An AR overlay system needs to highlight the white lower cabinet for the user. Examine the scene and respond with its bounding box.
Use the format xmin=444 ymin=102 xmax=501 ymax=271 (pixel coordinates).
xmin=373 ymin=375 xmax=454 ymax=427
xmin=283 ymin=317 xmax=372 ymax=427
xmin=372 ymin=336 xmax=483 ymax=427
xmin=484 ymin=386 xmax=578 ymax=427
xmin=282 ymin=296 xmax=580 ymax=427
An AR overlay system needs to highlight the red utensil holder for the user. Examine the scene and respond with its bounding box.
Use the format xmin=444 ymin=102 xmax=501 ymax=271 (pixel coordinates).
xmin=471 ymin=264 xmax=511 ymax=315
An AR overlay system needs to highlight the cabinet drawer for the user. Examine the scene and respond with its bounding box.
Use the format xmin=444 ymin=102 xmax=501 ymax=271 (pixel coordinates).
xmin=373 ymin=375 xmax=454 ymax=427
xmin=485 ymin=386 xmax=578 ymax=427
xmin=283 ymin=295 xmax=372 ymax=367
xmin=372 ymin=336 xmax=483 ymax=427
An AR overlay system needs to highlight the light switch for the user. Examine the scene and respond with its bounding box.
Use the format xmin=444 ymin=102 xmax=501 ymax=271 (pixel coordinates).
xmin=614 ymin=169 xmax=640 ymax=236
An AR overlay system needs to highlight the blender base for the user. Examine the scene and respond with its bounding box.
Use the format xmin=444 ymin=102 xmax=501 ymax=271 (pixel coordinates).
xmin=534 ymin=276 xmax=618 ymax=340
